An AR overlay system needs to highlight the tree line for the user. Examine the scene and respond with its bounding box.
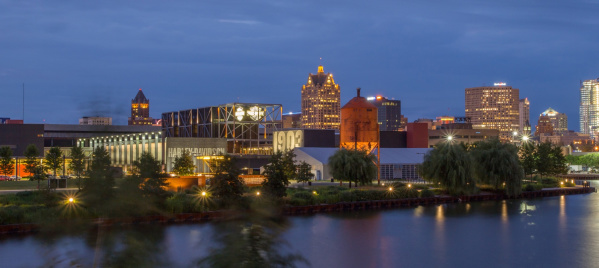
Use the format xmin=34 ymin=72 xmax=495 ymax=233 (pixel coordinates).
xmin=420 ymin=139 xmax=568 ymax=196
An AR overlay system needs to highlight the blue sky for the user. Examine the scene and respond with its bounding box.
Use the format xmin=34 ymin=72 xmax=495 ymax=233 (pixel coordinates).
xmin=1 ymin=0 xmax=598 ymax=130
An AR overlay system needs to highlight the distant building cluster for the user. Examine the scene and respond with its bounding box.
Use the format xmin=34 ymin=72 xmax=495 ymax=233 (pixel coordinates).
xmin=3 ymin=64 xmax=599 ymax=179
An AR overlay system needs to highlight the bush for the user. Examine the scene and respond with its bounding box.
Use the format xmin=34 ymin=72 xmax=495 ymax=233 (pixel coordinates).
xmin=540 ymin=177 xmax=559 ymax=188
xmin=523 ymin=184 xmax=539 ymax=191
xmin=165 ymin=193 xmax=198 ymax=213
xmin=419 ymin=189 xmax=435 ymax=198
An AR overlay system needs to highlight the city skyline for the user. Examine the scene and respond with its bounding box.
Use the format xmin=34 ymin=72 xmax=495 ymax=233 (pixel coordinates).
xmin=1 ymin=0 xmax=598 ymax=130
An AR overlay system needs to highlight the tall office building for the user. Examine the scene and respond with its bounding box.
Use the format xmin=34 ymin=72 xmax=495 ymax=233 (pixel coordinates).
xmin=301 ymin=65 xmax=340 ymax=129
xmin=519 ymin=98 xmax=531 ymax=135
xmin=465 ymin=83 xmax=520 ymax=141
xmin=367 ymin=96 xmax=402 ymax=131
xmin=541 ymin=108 xmax=568 ymax=135
xmin=580 ymin=79 xmax=599 ymax=136
xmin=128 ymin=88 xmax=153 ymax=125
xmin=535 ymin=115 xmax=554 ymax=136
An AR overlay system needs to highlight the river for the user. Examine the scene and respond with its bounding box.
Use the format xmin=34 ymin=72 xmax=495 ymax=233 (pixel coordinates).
xmin=1 ymin=187 xmax=598 ymax=268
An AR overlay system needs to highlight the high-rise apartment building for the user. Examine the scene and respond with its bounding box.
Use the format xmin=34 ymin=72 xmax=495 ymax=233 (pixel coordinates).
xmin=580 ymin=79 xmax=599 ymax=136
xmin=541 ymin=108 xmax=567 ymax=135
xmin=367 ymin=96 xmax=402 ymax=131
xmin=465 ymin=83 xmax=520 ymax=141
xmin=301 ymin=65 xmax=340 ymax=129
xmin=519 ymin=98 xmax=531 ymax=135
xmin=128 ymin=88 xmax=153 ymax=125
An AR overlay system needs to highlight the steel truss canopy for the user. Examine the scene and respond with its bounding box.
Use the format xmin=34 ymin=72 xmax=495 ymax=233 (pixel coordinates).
xmin=162 ymin=103 xmax=283 ymax=155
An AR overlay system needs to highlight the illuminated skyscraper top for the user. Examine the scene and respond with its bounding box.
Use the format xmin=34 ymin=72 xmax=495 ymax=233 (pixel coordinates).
xmin=301 ymin=65 xmax=340 ymax=129
xmin=128 ymin=88 xmax=153 ymax=125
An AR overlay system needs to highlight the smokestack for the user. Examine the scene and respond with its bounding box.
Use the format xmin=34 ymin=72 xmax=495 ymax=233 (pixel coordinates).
xmin=357 ymin=87 xmax=361 ymax=97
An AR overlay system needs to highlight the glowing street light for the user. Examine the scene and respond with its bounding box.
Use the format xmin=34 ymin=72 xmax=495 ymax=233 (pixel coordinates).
xmin=447 ymin=136 xmax=453 ymax=141
xmin=256 ymin=191 xmax=260 ymax=196
xmin=201 ymin=191 xmax=206 ymax=196
xmin=68 ymin=197 xmax=74 ymax=203
xmin=407 ymin=184 xmax=412 ymax=188
xmin=522 ymin=136 xmax=529 ymax=142
xmin=388 ymin=187 xmax=393 ymax=191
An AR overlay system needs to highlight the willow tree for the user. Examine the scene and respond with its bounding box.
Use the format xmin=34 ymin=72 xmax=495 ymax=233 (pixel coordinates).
xmin=471 ymin=139 xmax=524 ymax=196
xmin=328 ymin=148 xmax=377 ymax=188
xmin=420 ymin=142 xmax=476 ymax=196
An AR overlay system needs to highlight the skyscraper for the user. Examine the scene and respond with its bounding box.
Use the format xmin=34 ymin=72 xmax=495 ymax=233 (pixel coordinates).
xmin=580 ymin=79 xmax=599 ymax=136
xmin=301 ymin=65 xmax=340 ymax=129
xmin=128 ymin=88 xmax=153 ymax=125
xmin=465 ymin=83 xmax=520 ymax=141
xmin=541 ymin=108 xmax=568 ymax=135
xmin=367 ymin=95 xmax=402 ymax=131
xmin=519 ymin=98 xmax=531 ymax=135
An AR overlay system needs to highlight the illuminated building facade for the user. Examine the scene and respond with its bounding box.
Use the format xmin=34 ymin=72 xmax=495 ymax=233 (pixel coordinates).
xmin=79 ymin=116 xmax=112 ymax=125
xmin=367 ymin=96 xmax=402 ymax=131
xmin=129 ymin=88 xmax=153 ymax=125
xmin=465 ymin=83 xmax=520 ymax=141
xmin=535 ymin=115 xmax=554 ymax=136
xmin=519 ymin=98 xmax=531 ymax=135
xmin=282 ymin=112 xmax=302 ymax=128
xmin=79 ymin=131 xmax=163 ymax=173
xmin=301 ymin=65 xmax=340 ymax=129
xmin=580 ymin=79 xmax=599 ymax=136
xmin=541 ymin=108 xmax=567 ymax=135
xmin=162 ymin=103 xmax=282 ymax=155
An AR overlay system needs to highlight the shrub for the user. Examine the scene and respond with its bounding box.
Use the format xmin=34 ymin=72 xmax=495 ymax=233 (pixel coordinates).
xmin=540 ymin=177 xmax=559 ymax=188
xmin=419 ymin=189 xmax=435 ymax=198
xmin=523 ymin=184 xmax=542 ymax=191
xmin=165 ymin=193 xmax=198 ymax=213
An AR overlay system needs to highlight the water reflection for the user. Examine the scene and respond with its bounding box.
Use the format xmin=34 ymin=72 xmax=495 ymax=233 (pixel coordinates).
xmin=2 ymin=189 xmax=599 ymax=267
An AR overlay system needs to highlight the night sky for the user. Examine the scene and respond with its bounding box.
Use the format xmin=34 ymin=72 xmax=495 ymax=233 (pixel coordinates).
xmin=1 ymin=0 xmax=598 ymax=131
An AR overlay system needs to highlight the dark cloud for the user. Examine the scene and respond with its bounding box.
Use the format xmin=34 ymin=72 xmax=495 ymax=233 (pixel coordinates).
xmin=0 ymin=0 xmax=598 ymax=130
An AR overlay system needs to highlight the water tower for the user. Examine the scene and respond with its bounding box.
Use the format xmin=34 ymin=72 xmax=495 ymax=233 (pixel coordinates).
xmin=340 ymin=88 xmax=380 ymax=184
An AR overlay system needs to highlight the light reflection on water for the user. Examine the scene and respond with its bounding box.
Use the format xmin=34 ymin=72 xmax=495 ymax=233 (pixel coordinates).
xmin=1 ymin=185 xmax=599 ymax=267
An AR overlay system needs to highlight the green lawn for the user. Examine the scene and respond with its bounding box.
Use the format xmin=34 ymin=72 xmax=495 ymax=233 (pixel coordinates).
xmin=0 ymin=180 xmax=44 ymax=190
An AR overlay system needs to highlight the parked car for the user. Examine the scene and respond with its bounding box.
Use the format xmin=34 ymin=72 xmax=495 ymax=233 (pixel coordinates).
xmin=0 ymin=175 xmax=9 ymax=181
xmin=9 ymin=175 xmax=21 ymax=181
xmin=59 ymin=175 xmax=72 ymax=179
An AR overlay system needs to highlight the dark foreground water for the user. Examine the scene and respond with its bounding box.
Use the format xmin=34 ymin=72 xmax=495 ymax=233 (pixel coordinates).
xmin=1 ymin=188 xmax=599 ymax=268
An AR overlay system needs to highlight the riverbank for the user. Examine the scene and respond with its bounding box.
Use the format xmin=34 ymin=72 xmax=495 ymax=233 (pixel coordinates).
xmin=0 ymin=186 xmax=594 ymax=235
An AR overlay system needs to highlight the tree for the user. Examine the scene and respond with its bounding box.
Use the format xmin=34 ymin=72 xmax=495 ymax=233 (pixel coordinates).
xmin=328 ymin=149 xmax=377 ymax=188
xmin=23 ymin=144 xmax=45 ymax=188
xmin=262 ymin=152 xmax=293 ymax=198
xmin=82 ymin=146 xmax=115 ymax=213
xmin=172 ymin=150 xmax=195 ymax=176
xmin=0 ymin=146 xmax=14 ymax=177
xmin=535 ymin=142 xmax=553 ymax=179
xmin=282 ymin=151 xmax=297 ymax=182
xmin=471 ymin=139 xmax=524 ymax=196
xmin=211 ymin=155 xmax=244 ymax=205
xmin=132 ymin=152 xmax=169 ymax=205
xmin=519 ymin=142 xmax=536 ymax=179
xmin=550 ymin=144 xmax=568 ymax=176
xmin=296 ymin=161 xmax=314 ymax=186
xmin=69 ymin=146 xmax=86 ymax=190
xmin=45 ymin=147 xmax=63 ymax=178
xmin=419 ymin=142 xmax=476 ymax=196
